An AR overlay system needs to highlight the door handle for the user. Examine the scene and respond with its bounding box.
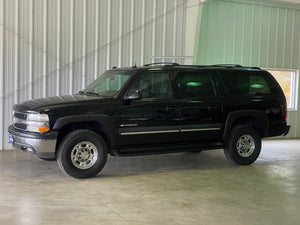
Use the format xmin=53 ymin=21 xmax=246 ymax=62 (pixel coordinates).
xmin=208 ymin=105 xmax=217 ymax=110
xmin=166 ymin=105 xmax=179 ymax=112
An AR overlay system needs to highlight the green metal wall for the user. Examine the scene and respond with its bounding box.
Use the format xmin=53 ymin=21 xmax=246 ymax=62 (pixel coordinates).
xmin=193 ymin=0 xmax=300 ymax=138
xmin=193 ymin=0 xmax=300 ymax=69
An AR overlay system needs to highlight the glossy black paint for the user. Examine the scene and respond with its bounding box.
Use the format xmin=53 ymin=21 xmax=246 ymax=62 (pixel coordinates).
xmin=9 ymin=65 xmax=290 ymax=157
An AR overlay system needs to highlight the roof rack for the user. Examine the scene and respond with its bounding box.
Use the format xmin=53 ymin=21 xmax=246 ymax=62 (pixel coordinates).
xmin=143 ymin=62 xmax=180 ymax=67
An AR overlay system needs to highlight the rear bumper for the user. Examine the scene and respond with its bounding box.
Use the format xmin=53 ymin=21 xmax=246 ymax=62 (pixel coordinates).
xmin=8 ymin=125 xmax=57 ymax=159
xmin=283 ymin=125 xmax=291 ymax=136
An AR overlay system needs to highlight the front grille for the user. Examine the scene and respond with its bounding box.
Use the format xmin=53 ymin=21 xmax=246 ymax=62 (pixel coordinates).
xmin=14 ymin=123 xmax=27 ymax=130
xmin=14 ymin=111 xmax=27 ymax=120
xmin=13 ymin=111 xmax=27 ymax=131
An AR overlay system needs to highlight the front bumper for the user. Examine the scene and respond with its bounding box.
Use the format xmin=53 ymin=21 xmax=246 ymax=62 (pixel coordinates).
xmin=8 ymin=125 xmax=58 ymax=159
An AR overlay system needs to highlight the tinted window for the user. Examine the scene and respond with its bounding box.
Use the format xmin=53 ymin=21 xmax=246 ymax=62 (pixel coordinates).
xmin=219 ymin=70 xmax=278 ymax=96
xmin=130 ymin=72 xmax=172 ymax=99
xmin=175 ymin=71 xmax=215 ymax=98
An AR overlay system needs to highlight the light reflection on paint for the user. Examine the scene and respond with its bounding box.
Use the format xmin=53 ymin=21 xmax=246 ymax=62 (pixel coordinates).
xmin=251 ymin=84 xmax=265 ymax=89
xmin=186 ymin=82 xmax=202 ymax=87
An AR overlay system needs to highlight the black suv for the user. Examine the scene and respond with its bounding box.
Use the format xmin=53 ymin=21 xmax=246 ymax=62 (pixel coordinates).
xmin=8 ymin=63 xmax=290 ymax=178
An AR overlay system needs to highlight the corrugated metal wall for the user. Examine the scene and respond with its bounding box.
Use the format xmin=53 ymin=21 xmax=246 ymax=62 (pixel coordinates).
xmin=193 ymin=0 xmax=300 ymax=138
xmin=0 ymin=0 xmax=187 ymax=150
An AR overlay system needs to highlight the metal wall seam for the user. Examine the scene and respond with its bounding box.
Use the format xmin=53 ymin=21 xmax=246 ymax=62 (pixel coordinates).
xmin=151 ymin=0 xmax=156 ymax=63
xmin=141 ymin=0 xmax=145 ymax=65
xmin=29 ymin=0 xmax=33 ymax=99
xmin=118 ymin=0 xmax=123 ymax=67
xmin=129 ymin=0 xmax=134 ymax=66
xmin=274 ymin=8 xmax=279 ymax=67
xmin=282 ymin=8 xmax=288 ymax=68
xmin=257 ymin=6 xmax=263 ymax=65
xmin=249 ymin=5 xmax=254 ymax=66
xmin=232 ymin=5 xmax=237 ymax=63
xmin=298 ymin=14 xmax=300 ymax=70
xmin=14 ymin=0 xmax=19 ymax=103
xmin=162 ymin=0 xmax=167 ymax=62
xmin=42 ymin=0 xmax=47 ymax=98
xmin=94 ymin=0 xmax=99 ymax=79
xmin=172 ymin=0 xmax=177 ymax=63
xmin=0 ymin=0 xmax=4 ymax=149
xmin=266 ymin=7 xmax=271 ymax=67
xmin=181 ymin=0 xmax=187 ymax=64
xmin=106 ymin=0 xmax=111 ymax=70
xmin=290 ymin=10 xmax=295 ymax=69
xmin=69 ymin=0 xmax=74 ymax=95
xmin=56 ymin=0 xmax=61 ymax=95
xmin=240 ymin=5 xmax=246 ymax=64
xmin=82 ymin=0 xmax=87 ymax=89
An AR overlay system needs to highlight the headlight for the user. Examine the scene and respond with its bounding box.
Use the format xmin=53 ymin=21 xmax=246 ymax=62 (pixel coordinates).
xmin=26 ymin=113 xmax=50 ymax=133
xmin=27 ymin=113 xmax=49 ymax=122
xmin=13 ymin=112 xmax=50 ymax=133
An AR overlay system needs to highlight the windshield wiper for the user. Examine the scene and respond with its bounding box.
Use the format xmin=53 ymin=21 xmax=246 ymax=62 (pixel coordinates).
xmin=78 ymin=91 xmax=100 ymax=96
xmin=86 ymin=91 xmax=100 ymax=96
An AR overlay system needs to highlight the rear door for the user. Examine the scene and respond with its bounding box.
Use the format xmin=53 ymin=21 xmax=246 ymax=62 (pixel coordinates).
xmin=174 ymin=69 xmax=223 ymax=143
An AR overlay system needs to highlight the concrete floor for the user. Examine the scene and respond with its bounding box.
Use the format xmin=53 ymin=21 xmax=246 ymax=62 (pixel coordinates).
xmin=0 ymin=139 xmax=299 ymax=225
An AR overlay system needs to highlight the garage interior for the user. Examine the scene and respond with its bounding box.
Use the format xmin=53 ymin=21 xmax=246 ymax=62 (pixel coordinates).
xmin=1 ymin=0 xmax=300 ymax=224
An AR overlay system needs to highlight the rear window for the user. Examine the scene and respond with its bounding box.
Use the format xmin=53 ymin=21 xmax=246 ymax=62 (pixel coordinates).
xmin=218 ymin=70 xmax=280 ymax=96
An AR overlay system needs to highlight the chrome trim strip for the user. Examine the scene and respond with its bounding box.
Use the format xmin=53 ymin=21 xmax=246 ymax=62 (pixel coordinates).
xmin=181 ymin=128 xmax=220 ymax=132
xmin=120 ymin=130 xmax=179 ymax=136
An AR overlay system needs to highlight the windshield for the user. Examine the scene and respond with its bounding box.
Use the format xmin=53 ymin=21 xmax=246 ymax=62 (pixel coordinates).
xmin=82 ymin=71 xmax=131 ymax=97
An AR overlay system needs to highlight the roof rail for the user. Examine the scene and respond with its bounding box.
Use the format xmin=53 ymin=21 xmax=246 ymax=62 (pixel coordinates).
xmin=143 ymin=62 xmax=180 ymax=67
xmin=212 ymin=64 xmax=242 ymax=68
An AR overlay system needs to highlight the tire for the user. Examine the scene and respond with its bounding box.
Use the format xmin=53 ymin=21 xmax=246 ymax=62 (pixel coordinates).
xmin=224 ymin=125 xmax=261 ymax=165
xmin=57 ymin=129 xmax=107 ymax=179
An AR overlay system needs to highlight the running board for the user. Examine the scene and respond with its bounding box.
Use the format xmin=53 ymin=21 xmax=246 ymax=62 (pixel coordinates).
xmin=111 ymin=142 xmax=224 ymax=157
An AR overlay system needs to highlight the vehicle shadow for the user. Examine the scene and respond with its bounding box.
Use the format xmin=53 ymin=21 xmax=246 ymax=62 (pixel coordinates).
xmin=99 ymin=149 xmax=239 ymax=178
xmin=1 ymin=149 xmax=240 ymax=181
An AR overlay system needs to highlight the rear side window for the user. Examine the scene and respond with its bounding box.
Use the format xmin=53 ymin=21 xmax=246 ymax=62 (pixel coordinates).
xmin=219 ymin=70 xmax=279 ymax=96
xmin=175 ymin=71 xmax=215 ymax=98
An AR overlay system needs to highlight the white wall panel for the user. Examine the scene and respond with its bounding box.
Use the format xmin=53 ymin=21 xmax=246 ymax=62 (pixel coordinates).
xmin=0 ymin=0 xmax=186 ymax=150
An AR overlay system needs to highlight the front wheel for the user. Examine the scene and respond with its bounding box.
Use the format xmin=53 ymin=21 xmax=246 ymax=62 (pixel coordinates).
xmin=224 ymin=125 xmax=261 ymax=165
xmin=57 ymin=129 xmax=107 ymax=179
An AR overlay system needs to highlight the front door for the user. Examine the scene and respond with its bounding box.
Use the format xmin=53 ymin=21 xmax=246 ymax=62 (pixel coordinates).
xmin=115 ymin=70 xmax=181 ymax=147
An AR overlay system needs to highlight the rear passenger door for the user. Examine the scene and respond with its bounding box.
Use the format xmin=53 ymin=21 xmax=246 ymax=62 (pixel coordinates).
xmin=174 ymin=70 xmax=223 ymax=143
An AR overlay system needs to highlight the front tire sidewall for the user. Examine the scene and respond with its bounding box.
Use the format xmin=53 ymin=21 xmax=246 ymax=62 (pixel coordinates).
xmin=225 ymin=126 xmax=261 ymax=165
xmin=57 ymin=130 xmax=107 ymax=179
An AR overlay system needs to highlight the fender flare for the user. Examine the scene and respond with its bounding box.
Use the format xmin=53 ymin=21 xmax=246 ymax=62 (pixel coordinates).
xmin=52 ymin=114 xmax=116 ymax=147
xmin=223 ymin=110 xmax=269 ymax=140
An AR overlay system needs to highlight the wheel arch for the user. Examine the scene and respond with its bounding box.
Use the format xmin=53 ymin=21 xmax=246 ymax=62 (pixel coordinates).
xmin=223 ymin=110 xmax=269 ymax=141
xmin=53 ymin=115 xmax=115 ymax=154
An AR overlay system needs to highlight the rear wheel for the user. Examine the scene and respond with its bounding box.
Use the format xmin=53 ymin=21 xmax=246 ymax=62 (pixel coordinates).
xmin=57 ymin=129 xmax=107 ymax=179
xmin=224 ymin=125 xmax=261 ymax=165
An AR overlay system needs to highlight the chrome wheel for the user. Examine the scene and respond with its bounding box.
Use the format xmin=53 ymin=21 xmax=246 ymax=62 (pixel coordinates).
xmin=71 ymin=141 xmax=98 ymax=169
xmin=236 ymin=135 xmax=255 ymax=158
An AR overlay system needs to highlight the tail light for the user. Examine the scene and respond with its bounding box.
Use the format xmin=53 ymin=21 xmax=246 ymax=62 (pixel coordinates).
xmin=284 ymin=103 xmax=287 ymax=120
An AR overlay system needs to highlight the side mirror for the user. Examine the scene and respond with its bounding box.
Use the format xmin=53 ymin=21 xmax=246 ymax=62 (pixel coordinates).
xmin=124 ymin=89 xmax=142 ymax=100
